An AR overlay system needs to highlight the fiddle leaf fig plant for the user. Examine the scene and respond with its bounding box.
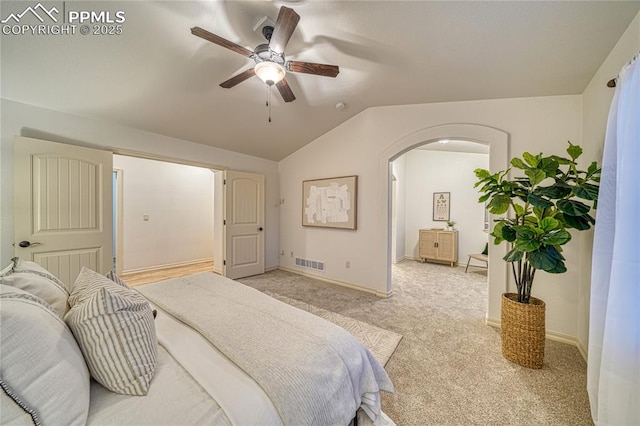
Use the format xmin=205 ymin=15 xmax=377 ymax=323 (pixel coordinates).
xmin=474 ymin=142 xmax=600 ymax=303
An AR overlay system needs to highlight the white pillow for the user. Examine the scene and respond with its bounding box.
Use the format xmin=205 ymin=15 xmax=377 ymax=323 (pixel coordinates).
xmin=0 ymin=389 xmax=36 ymax=425
xmin=65 ymin=267 xmax=158 ymax=396
xmin=0 ymin=257 xmax=69 ymax=317
xmin=0 ymin=284 xmax=90 ymax=426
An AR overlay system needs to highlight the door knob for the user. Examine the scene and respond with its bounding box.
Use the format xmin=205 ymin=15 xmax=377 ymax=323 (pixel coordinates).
xmin=17 ymin=241 xmax=41 ymax=248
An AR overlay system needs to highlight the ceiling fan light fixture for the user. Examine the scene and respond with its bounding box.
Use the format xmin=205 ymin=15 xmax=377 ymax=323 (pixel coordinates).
xmin=254 ymin=61 xmax=286 ymax=85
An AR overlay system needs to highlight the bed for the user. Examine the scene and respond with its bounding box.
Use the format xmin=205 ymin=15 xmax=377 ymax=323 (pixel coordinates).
xmin=0 ymin=258 xmax=394 ymax=426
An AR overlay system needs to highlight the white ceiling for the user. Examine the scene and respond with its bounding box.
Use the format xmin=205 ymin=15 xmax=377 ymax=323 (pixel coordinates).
xmin=2 ymin=1 xmax=638 ymax=161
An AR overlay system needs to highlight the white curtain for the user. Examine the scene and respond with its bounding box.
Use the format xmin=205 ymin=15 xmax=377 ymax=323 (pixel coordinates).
xmin=588 ymin=52 xmax=640 ymax=425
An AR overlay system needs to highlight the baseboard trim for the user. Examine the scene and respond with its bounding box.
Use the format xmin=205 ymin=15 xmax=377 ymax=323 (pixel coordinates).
xmin=212 ymin=265 xmax=277 ymax=275
xmin=406 ymin=256 xmax=459 ymax=267
xmin=278 ymin=266 xmax=392 ymax=298
xmin=576 ymin=340 xmax=588 ymax=362
xmin=486 ymin=317 xmax=587 ymax=362
xmin=122 ymin=258 xmax=214 ymax=275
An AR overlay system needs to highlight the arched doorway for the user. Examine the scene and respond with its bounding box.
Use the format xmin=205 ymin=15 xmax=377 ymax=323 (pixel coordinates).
xmin=377 ymin=124 xmax=510 ymax=323
xmin=390 ymin=140 xmax=489 ymax=265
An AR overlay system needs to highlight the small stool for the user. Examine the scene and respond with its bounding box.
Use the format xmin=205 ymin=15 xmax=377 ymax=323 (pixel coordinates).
xmin=465 ymin=253 xmax=488 ymax=272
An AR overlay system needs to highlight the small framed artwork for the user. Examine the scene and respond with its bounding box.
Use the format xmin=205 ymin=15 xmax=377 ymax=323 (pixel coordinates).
xmin=302 ymin=175 xmax=357 ymax=230
xmin=433 ymin=192 xmax=450 ymax=221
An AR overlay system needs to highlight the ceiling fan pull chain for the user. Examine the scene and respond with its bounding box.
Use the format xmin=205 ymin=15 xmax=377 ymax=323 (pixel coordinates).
xmin=267 ymin=84 xmax=272 ymax=123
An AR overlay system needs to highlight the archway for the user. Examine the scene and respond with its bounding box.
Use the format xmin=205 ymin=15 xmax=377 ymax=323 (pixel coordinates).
xmin=377 ymin=123 xmax=510 ymax=323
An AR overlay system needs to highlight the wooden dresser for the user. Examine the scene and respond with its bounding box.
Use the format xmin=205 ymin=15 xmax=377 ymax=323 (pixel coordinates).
xmin=419 ymin=229 xmax=458 ymax=267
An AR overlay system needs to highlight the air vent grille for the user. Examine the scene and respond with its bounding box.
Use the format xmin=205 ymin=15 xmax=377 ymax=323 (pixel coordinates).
xmin=295 ymin=257 xmax=325 ymax=272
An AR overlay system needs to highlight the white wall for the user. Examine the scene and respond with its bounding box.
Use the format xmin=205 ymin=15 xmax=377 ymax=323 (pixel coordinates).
xmin=113 ymin=155 xmax=215 ymax=272
xmin=279 ymin=95 xmax=582 ymax=337
xmin=0 ymin=99 xmax=280 ymax=271
xmin=391 ymin=157 xmax=407 ymax=262
xmin=577 ymin=11 xmax=640 ymax=355
xmin=400 ymin=149 xmax=489 ymax=262
xmin=213 ymin=170 xmax=224 ymax=274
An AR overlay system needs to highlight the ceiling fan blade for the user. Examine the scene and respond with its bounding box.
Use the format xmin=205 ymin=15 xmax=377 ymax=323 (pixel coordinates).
xmin=276 ymin=79 xmax=296 ymax=103
xmin=269 ymin=6 xmax=300 ymax=54
xmin=220 ymin=68 xmax=256 ymax=88
xmin=287 ymin=61 xmax=340 ymax=78
xmin=191 ymin=27 xmax=254 ymax=58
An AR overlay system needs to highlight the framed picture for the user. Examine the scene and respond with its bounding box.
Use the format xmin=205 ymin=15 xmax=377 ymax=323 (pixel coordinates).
xmin=302 ymin=175 xmax=357 ymax=229
xmin=433 ymin=192 xmax=450 ymax=221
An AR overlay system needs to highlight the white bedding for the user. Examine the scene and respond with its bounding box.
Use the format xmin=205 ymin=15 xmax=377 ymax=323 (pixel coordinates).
xmin=88 ymin=273 xmax=395 ymax=426
xmin=87 ymin=345 xmax=231 ymax=425
xmin=138 ymin=272 xmax=394 ymax=426
xmin=87 ymin=302 xmax=282 ymax=426
xmin=151 ymin=302 xmax=283 ymax=426
xmin=1 ymin=259 xmax=395 ymax=426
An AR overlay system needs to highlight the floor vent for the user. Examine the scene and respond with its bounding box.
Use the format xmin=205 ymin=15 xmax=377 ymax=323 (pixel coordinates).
xmin=295 ymin=257 xmax=325 ymax=272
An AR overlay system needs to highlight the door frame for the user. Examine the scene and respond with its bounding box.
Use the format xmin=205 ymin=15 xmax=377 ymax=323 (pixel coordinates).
xmin=111 ymin=152 xmax=221 ymax=275
xmin=113 ymin=168 xmax=124 ymax=274
xmin=380 ymin=123 xmax=510 ymax=324
xmin=110 ymin=149 xmax=246 ymax=278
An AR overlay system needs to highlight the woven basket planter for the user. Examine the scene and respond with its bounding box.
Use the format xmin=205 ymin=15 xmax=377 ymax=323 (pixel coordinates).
xmin=501 ymin=293 xmax=545 ymax=369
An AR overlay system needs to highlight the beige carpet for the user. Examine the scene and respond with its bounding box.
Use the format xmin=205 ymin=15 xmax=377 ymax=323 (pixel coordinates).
xmin=239 ymin=260 xmax=593 ymax=425
xmin=264 ymin=291 xmax=402 ymax=366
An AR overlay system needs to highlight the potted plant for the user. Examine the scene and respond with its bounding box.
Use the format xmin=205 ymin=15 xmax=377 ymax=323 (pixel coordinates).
xmin=474 ymin=141 xmax=600 ymax=368
xmin=446 ymin=220 xmax=456 ymax=230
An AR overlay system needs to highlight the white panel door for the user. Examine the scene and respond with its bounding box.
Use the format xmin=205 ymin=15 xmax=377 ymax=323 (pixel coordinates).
xmin=14 ymin=137 xmax=113 ymax=286
xmin=224 ymin=170 xmax=264 ymax=279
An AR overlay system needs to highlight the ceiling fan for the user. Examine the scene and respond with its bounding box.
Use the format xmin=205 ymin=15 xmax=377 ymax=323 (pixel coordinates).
xmin=191 ymin=6 xmax=339 ymax=103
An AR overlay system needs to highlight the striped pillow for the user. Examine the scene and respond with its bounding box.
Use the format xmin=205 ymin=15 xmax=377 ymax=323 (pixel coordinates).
xmin=65 ymin=267 xmax=157 ymax=396
xmin=105 ymin=270 xmax=157 ymax=318
xmin=105 ymin=270 xmax=130 ymax=288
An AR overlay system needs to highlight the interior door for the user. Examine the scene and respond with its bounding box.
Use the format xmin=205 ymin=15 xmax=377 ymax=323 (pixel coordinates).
xmin=223 ymin=170 xmax=265 ymax=279
xmin=13 ymin=137 xmax=113 ymax=286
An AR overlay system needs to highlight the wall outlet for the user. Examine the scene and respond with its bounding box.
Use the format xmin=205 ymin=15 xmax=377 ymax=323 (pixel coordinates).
xmin=290 ymin=251 xmax=294 ymax=257
xmin=346 ymin=261 xmax=350 ymax=269
xmin=280 ymin=250 xmax=284 ymax=256
xmin=143 ymin=215 xmax=149 ymax=221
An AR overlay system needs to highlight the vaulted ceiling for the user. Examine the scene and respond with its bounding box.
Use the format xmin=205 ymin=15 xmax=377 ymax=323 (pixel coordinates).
xmin=2 ymin=1 xmax=638 ymax=161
